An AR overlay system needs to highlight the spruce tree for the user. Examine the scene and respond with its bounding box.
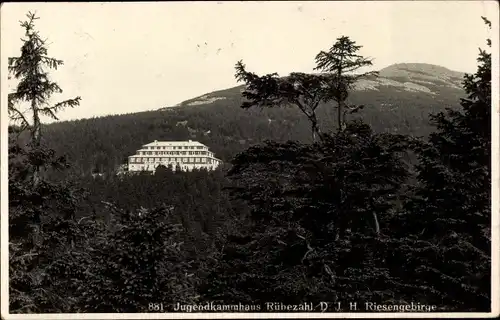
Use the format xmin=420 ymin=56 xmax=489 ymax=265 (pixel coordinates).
xmin=399 ymin=16 xmax=492 ymax=311
xmin=8 ymin=12 xmax=85 ymax=313
xmin=8 ymin=11 xmax=81 ymax=186
xmin=411 ymin=16 xmax=491 ymax=253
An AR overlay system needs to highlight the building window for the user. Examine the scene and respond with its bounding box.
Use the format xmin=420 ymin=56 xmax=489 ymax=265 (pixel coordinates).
xmin=182 ymin=158 xmax=187 ymax=163
xmin=201 ymin=158 xmax=206 ymax=163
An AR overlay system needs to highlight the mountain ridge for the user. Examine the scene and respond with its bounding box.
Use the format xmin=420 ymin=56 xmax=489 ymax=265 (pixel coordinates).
xmin=160 ymin=63 xmax=465 ymax=111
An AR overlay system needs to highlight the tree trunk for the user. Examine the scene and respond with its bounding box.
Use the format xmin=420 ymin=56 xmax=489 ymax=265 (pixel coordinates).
xmin=31 ymin=99 xmax=42 ymax=244
xmin=311 ymin=121 xmax=321 ymax=143
xmin=31 ymin=100 xmax=41 ymax=188
xmin=369 ymin=197 xmax=380 ymax=236
xmin=372 ymin=212 xmax=380 ymax=236
xmin=337 ymin=101 xmax=342 ymax=132
xmin=337 ymin=63 xmax=344 ymax=132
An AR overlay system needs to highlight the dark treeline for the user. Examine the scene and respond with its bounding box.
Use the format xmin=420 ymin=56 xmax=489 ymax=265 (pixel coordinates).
xmin=8 ymin=12 xmax=491 ymax=313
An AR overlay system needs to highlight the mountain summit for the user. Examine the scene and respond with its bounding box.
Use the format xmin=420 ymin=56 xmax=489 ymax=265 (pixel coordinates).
xmin=353 ymin=63 xmax=465 ymax=94
xmin=377 ymin=63 xmax=465 ymax=89
xmin=379 ymin=63 xmax=465 ymax=78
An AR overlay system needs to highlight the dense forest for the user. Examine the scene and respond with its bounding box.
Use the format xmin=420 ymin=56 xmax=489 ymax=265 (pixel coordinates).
xmin=7 ymin=12 xmax=492 ymax=314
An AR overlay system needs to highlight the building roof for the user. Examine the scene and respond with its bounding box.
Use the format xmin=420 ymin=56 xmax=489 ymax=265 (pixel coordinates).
xmin=142 ymin=140 xmax=206 ymax=147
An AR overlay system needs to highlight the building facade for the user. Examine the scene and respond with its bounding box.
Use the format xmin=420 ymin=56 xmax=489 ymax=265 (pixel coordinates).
xmin=127 ymin=140 xmax=222 ymax=172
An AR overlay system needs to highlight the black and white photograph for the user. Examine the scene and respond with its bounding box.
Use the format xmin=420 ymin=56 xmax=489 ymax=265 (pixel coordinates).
xmin=1 ymin=1 xmax=498 ymax=318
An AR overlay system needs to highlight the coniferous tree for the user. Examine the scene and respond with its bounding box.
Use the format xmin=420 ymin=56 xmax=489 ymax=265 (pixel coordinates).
xmin=235 ymin=36 xmax=376 ymax=141
xmin=411 ymin=15 xmax=491 ymax=260
xmin=397 ymin=16 xmax=492 ymax=311
xmin=314 ymin=36 xmax=377 ymax=131
xmin=76 ymin=204 xmax=197 ymax=312
xmin=8 ymin=12 xmax=86 ymax=313
xmin=205 ymin=120 xmax=411 ymax=305
xmin=8 ymin=11 xmax=81 ymax=186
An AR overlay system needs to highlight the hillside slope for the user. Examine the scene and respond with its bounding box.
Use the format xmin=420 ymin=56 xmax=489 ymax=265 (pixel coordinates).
xmin=39 ymin=63 xmax=466 ymax=176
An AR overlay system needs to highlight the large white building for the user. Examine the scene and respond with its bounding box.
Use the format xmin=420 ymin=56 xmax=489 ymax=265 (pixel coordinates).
xmin=128 ymin=140 xmax=223 ymax=172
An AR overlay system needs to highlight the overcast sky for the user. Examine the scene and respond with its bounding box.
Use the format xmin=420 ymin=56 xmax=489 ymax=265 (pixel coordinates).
xmin=1 ymin=1 xmax=497 ymax=123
